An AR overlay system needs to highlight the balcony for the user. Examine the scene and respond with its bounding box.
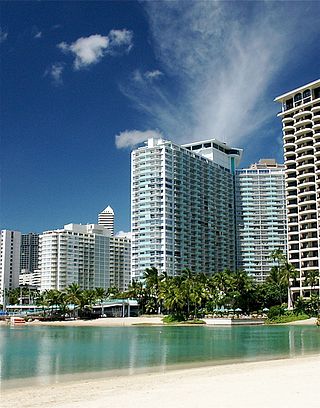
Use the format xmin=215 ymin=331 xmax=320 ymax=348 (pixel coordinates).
xmin=293 ymin=110 xmax=311 ymax=120
xmin=283 ymin=116 xmax=294 ymax=124
xmin=283 ymin=124 xmax=295 ymax=132
xmin=295 ymin=118 xmax=313 ymax=128
xmin=295 ymin=126 xmax=313 ymax=137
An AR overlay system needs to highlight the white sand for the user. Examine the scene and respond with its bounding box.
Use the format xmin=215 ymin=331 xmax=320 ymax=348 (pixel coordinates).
xmin=27 ymin=316 xmax=165 ymax=326
xmin=2 ymin=355 xmax=320 ymax=408
xmin=1 ymin=315 xmax=316 ymax=327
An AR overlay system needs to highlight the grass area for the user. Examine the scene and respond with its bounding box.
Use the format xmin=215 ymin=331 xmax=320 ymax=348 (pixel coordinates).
xmin=266 ymin=314 xmax=310 ymax=324
xmin=162 ymin=315 xmax=205 ymax=325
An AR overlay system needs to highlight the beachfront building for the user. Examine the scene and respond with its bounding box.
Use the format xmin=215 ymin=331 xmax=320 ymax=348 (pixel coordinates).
xmin=131 ymin=136 xmax=242 ymax=280
xmin=39 ymin=224 xmax=131 ymax=293
xmin=19 ymin=270 xmax=42 ymax=289
xmin=20 ymin=232 xmax=39 ymax=274
xmin=235 ymin=159 xmax=287 ymax=282
xmin=98 ymin=205 xmax=114 ymax=236
xmin=109 ymin=236 xmax=131 ymax=291
xmin=0 ymin=230 xmax=21 ymax=305
xmin=275 ymin=79 xmax=320 ymax=305
xmin=39 ymin=224 xmax=112 ymax=292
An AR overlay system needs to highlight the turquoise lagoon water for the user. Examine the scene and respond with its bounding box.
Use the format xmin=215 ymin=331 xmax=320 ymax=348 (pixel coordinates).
xmin=1 ymin=325 xmax=320 ymax=385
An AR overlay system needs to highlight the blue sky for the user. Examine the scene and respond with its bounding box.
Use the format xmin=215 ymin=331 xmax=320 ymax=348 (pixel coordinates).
xmin=1 ymin=1 xmax=319 ymax=234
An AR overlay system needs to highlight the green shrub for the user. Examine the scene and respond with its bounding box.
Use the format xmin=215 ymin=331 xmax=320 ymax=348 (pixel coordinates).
xmin=162 ymin=314 xmax=185 ymax=324
xmin=267 ymin=305 xmax=285 ymax=319
xmin=266 ymin=313 xmax=309 ymax=324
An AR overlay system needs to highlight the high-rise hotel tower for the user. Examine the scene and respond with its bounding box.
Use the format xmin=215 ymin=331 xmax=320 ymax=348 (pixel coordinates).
xmin=235 ymin=159 xmax=286 ymax=282
xmin=98 ymin=206 xmax=114 ymax=236
xmin=275 ymin=79 xmax=320 ymax=304
xmin=131 ymin=137 xmax=242 ymax=280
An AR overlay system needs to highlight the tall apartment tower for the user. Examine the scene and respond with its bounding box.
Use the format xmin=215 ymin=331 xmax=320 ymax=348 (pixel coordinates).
xmin=109 ymin=236 xmax=131 ymax=291
xmin=20 ymin=233 xmax=39 ymax=274
xmin=98 ymin=206 xmax=114 ymax=236
xmin=235 ymin=159 xmax=287 ymax=282
xmin=0 ymin=230 xmax=21 ymax=305
xmin=39 ymin=224 xmax=130 ymax=292
xmin=131 ymin=137 xmax=242 ymax=280
xmin=40 ymin=224 xmax=111 ymax=291
xmin=275 ymin=79 xmax=320 ymax=304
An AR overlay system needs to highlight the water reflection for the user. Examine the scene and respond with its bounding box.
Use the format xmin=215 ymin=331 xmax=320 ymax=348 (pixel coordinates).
xmin=1 ymin=325 xmax=319 ymax=384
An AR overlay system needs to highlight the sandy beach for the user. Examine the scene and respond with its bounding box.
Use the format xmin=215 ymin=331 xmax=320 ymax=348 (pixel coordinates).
xmin=2 ymin=355 xmax=320 ymax=408
xmin=1 ymin=315 xmax=317 ymax=327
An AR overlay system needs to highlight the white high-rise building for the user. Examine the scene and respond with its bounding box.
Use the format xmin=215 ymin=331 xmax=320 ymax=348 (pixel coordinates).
xmin=275 ymin=79 xmax=320 ymax=304
xmin=39 ymin=224 xmax=131 ymax=292
xmin=131 ymin=137 xmax=242 ymax=280
xmin=235 ymin=159 xmax=287 ymax=282
xmin=98 ymin=206 xmax=114 ymax=236
xmin=0 ymin=230 xmax=21 ymax=305
xmin=109 ymin=236 xmax=131 ymax=291
xmin=40 ymin=224 xmax=111 ymax=291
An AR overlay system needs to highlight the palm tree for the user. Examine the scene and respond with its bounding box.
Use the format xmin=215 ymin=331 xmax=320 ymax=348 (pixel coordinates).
xmin=181 ymin=268 xmax=194 ymax=317
xmin=35 ymin=291 xmax=48 ymax=317
xmin=270 ymin=249 xmax=298 ymax=307
xmin=144 ymin=267 xmax=161 ymax=314
xmin=65 ymin=283 xmax=83 ymax=318
xmin=45 ymin=289 xmax=61 ymax=317
xmin=95 ymin=287 xmax=106 ymax=303
xmin=160 ymin=277 xmax=184 ymax=318
xmin=304 ymin=270 xmax=320 ymax=316
xmin=304 ymin=270 xmax=319 ymax=294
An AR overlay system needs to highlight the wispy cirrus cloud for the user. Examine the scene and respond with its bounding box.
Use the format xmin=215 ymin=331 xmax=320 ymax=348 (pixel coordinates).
xmin=119 ymin=2 xmax=319 ymax=147
xmin=34 ymin=31 xmax=42 ymax=39
xmin=44 ymin=62 xmax=65 ymax=86
xmin=133 ymin=69 xmax=163 ymax=83
xmin=115 ymin=129 xmax=163 ymax=149
xmin=58 ymin=29 xmax=133 ymax=70
xmin=0 ymin=27 xmax=8 ymax=43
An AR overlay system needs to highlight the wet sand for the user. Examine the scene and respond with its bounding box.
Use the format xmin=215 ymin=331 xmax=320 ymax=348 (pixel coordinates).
xmin=2 ymin=355 xmax=320 ymax=408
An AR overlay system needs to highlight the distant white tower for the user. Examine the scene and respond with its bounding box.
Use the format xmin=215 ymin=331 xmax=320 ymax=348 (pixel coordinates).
xmin=98 ymin=206 xmax=114 ymax=236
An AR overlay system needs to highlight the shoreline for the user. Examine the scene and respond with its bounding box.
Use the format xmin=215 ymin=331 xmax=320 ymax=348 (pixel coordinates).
xmin=3 ymin=354 xmax=320 ymax=408
xmin=1 ymin=316 xmax=317 ymax=327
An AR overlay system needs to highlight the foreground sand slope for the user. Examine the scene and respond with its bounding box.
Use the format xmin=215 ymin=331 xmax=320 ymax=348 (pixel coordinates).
xmin=3 ymin=355 xmax=320 ymax=408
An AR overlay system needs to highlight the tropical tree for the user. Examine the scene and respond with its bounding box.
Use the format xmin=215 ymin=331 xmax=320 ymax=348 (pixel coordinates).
xmin=144 ymin=267 xmax=161 ymax=314
xmin=95 ymin=287 xmax=106 ymax=303
xmin=304 ymin=270 xmax=320 ymax=294
xmin=65 ymin=283 xmax=83 ymax=318
xmin=160 ymin=276 xmax=185 ymax=318
xmin=269 ymin=250 xmax=298 ymax=307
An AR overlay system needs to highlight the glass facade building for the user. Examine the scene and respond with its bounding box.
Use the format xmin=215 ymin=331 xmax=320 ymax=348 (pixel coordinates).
xmin=235 ymin=160 xmax=286 ymax=282
xmin=131 ymin=137 xmax=242 ymax=280
xmin=20 ymin=232 xmax=39 ymax=274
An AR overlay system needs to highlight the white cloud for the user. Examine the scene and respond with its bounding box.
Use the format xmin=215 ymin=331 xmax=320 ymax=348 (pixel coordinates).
xmin=133 ymin=69 xmax=163 ymax=83
xmin=121 ymin=2 xmax=319 ymax=148
xmin=0 ymin=27 xmax=8 ymax=43
xmin=115 ymin=129 xmax=163 ymax=149
xmin=44 ymin=62 xmax=65 ymax=85
xmin=144 ymin=70 xmax=163 ymax=80
xmin=109 ymin=29 xmax=133 ymax=50
xmin=34 ymin=31 xmax=42 ymax=39
xmin=115 ymin=231 xmax=132 ymax=239
xmin=58 ymin=29 xmax=133 ymax=70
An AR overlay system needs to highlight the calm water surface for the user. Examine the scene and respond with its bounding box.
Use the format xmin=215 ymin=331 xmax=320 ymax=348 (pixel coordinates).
xmin=1 ymin=325 xmax=319 ymax=385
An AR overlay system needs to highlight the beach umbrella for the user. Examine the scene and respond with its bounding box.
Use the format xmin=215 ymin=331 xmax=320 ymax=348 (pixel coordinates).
xmin=235 ymin=308 xmax=242 ymax=312
xmin=262 ymin=307 xmax=269 ymax=312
